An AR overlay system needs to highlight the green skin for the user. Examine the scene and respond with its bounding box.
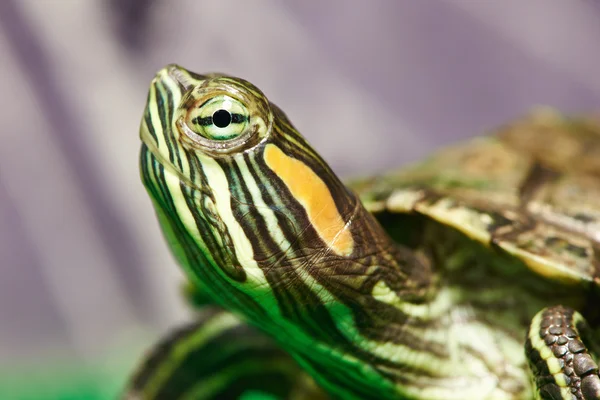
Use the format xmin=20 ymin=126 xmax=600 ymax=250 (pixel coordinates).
xmin=125 ymin=65 xmax=600 ymax=400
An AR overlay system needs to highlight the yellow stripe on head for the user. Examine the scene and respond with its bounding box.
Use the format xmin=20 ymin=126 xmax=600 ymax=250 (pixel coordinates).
xmin=264 ymin=144 xmax=354 ymax=256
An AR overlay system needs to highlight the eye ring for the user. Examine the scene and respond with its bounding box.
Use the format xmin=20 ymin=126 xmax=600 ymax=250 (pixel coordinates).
xmin=176 ymin=77 xmax=273 ymax=155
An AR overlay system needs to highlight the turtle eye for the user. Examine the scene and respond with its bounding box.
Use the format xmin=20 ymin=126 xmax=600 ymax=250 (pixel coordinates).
xmin=185 ymin=95 xmax=250 ymax=141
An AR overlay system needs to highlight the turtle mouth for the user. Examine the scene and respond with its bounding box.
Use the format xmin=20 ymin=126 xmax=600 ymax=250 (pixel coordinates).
xmin=139 ymin=141 xmax=202 ymax=192
xmin=139 ymin=64 xmax=208 ymax=191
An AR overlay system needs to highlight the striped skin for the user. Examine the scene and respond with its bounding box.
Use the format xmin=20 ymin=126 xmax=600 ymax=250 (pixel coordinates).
xmin=123 ymin=306 xmax=324 ymax=400
xmin=138 ymin=65 xmax=599 ymax=399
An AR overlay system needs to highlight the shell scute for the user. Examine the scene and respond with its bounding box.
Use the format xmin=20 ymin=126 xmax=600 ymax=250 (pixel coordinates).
xmin=352 ymin=108 xmax=600 ymax=285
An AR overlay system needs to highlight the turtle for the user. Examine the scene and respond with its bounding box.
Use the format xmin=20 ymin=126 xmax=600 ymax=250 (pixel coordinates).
xmin=124 ymin=64 xmax=600 ymax=400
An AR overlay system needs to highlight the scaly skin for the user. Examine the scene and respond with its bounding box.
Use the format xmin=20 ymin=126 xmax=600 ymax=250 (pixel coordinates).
xmin=126 ymin=65 xmax=600 ymax=399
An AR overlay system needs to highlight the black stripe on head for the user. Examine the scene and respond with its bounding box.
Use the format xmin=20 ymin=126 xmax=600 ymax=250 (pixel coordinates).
xmin=152 ymin=83 xmax=176 ymax=165
xmin=163 ymin=80 xmax=185 ymax=171
xmin=270 ymin=121 xmax=357 ymax=224
xmin=221 ymin=153 xmax=357 ymax=347
xmin=143 ymin=109 xmax=158 ymax=144
xmin=182 ymin=156 xmax=246 ymax=283
xmin=226 ymin=155 xmax=281 ymax=262
xmin=141 ymin=148 xmax=267 ymax=321
xmin=154 ymin=80 xmax=185 ymax=171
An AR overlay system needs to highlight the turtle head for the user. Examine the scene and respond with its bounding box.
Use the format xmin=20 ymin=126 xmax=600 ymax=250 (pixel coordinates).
xmin=140 ymin=64 xmax=359 ymax=312
xmin=140 ymin=65 xmax=431 ymax=396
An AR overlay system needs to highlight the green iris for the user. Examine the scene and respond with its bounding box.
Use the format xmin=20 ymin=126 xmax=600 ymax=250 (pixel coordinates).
xmin=185 ymin=95 xmax=250 ymax=141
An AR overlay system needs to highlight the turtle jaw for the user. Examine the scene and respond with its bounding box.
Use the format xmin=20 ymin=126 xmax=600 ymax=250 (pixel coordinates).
xmin=138 ymin=65 xmax=198 ymax=189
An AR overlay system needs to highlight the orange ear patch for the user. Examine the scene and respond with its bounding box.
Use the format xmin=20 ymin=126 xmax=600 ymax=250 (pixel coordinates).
xmin=264 ymin=144 xmax=354 ymax=256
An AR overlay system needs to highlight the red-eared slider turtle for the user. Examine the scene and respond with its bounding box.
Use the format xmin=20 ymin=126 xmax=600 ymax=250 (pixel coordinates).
xmin=125 ymin=64 xmax=600 ymax=400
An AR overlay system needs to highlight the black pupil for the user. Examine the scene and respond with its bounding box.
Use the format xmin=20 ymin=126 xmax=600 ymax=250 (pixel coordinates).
xmin=213 ymin=109 xmax=232 ymax=128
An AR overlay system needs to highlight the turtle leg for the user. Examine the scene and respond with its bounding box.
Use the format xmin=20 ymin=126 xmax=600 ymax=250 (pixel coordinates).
xmin=122 ymin=306 xmax=326 ymax=400
xmin=526 ymin=305 xmax=600 ymax=399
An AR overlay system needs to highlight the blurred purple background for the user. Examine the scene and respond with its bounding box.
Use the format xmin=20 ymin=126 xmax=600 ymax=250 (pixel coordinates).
xmin=1 ymin=0 xmax=600 ymax=382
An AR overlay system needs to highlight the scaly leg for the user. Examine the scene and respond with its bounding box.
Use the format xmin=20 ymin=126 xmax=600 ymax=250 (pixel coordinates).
xmin=526 ymin=305 xmax=600 ymax=399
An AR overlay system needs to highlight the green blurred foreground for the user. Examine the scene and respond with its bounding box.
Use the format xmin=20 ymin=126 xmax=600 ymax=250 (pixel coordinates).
xmin=0 ymin=364 xmax=127 ymax=400
xmin=0 ymin=360 xmax=283 ymax=400
xmin=1 ymin=333 xmax=140 ymax=400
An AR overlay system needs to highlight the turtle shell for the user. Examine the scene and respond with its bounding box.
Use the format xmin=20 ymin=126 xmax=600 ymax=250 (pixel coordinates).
xmin=350 ymin=107 xmax=600 ymax=286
